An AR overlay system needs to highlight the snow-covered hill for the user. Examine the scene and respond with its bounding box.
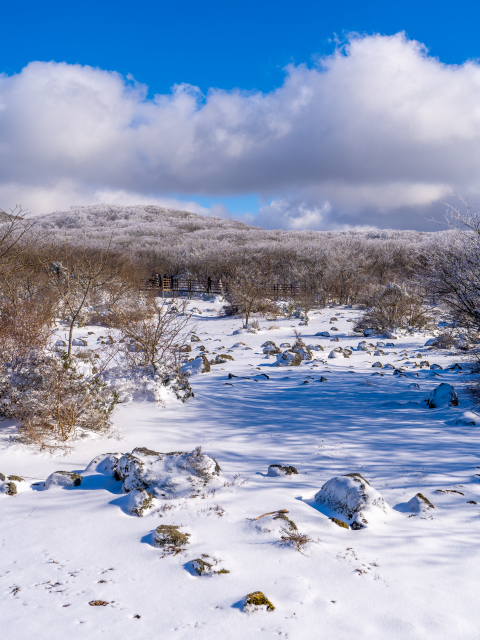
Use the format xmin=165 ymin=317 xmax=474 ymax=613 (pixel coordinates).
xmin=33 ymin=203 xmax=454 ymax=253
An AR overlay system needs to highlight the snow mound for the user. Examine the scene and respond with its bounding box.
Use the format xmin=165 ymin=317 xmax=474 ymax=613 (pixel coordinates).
xmin=115 ymin=446 xmax=222 ymax=498
xmin=425 ymin=383 xmax=460 ymax=409
xmin=396 ymin=493 xmax=435 ymax=513
xmin=45 ymin=471 xmax=82 ymax=489
xmin=314 ymin=473 xmax=390 ymax=529
xmin=315 ymin=331 xmax=330 ymax=337
xmin=84 ymin=453 xmax=122 ymax=475
xmin=445 ymin=411 xmax=480 ymax=426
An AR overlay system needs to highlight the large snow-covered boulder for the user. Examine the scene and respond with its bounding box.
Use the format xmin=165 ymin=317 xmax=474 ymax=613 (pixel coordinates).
xmin=45 ymin=471 xmax=82 ymax=489
xmin=314 ymin=473 xmax=390 ymax=529
xmin=275 ymin=350 xmax=302 ymax=366
xmin=115 ymin=446 xmax=221 ymax=498
xmin=425 ymin=383 xmax=460 ymax=409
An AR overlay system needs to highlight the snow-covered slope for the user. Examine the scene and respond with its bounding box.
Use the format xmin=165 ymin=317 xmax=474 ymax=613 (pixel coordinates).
xmin=1 ymin=303 xmax=479 ymax=639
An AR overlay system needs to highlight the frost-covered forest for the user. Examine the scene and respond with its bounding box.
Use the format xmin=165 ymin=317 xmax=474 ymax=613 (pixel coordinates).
xmin=1 ymin=201 xmax=480 ymax=639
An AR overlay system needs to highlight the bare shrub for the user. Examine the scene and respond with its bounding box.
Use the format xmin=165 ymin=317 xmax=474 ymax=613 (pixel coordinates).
xmin=279 ymin=527 xmax=313 ymax=553
xmin=0 ymin=300 xmax=54 ymax=365
xmin=110 ymin=294 xmax=192 ymax=375
xmin=0 ymin=352 xmax=117 ymax=452
xmin=359 ymin=284 xmax=430 ymax=332
xmin=431 ymin=333 xmax=456 ymax=349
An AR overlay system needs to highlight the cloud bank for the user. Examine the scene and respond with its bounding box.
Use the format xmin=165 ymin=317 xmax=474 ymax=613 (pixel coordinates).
xmin=1 ymin=32 xmax=480 ymax=229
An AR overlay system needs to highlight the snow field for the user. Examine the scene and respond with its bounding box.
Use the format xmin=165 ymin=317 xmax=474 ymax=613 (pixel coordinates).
xmin=1 ymin=301 xmax=480 ymax=639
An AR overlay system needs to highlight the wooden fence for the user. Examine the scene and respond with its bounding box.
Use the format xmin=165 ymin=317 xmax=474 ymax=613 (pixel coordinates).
xmin=141 ymin=274 xmax=315 ymax=298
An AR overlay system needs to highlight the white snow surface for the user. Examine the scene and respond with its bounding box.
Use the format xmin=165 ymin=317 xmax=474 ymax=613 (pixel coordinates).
xmin=1 ymin=302 xmax=480 ymax=639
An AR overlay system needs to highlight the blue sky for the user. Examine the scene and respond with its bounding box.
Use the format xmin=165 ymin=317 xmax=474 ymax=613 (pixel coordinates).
xmin=3 ymin=0 xmax=475 ymax=94
xmin=2 ymin=1 xmax=480 ymax=230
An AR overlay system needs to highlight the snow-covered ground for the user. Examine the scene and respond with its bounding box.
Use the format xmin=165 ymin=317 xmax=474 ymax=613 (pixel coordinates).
xmin=1 ymin=301 xmax=480 ymax=639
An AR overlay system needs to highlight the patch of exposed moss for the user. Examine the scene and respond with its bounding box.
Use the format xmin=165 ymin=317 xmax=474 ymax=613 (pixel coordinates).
xmin=5 ymin=482 xmax=17 ymax=496
xmin=274 ymin=513 xmax=298 ymax=531
xmin=132 ymin=447 xmax=161 ymax=457
xmin=245 ymin=591 xmax=275 ymax=611
xmin=192 ymin=558 xmax=213 ymax=575
xmin=330 ymin=517 xmax=349 ymax=529
xmin=154 ymin=525 xmax=190 ymax=548
xmin=416 ymin=493 xmax=435 ymax=508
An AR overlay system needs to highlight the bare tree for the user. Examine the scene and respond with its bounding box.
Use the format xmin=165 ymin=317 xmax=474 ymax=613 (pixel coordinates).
xmin=110 ymin=294 xmax=192 ymax=375
xmin=228 ymin=264 xmax=270 ymax=326
xmin=42 ymin=237 xmax=127 ymax=357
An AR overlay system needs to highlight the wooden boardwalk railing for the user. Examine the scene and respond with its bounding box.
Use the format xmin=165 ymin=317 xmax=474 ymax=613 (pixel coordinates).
xmin=141 ymin=274 xmax=315 ymax=298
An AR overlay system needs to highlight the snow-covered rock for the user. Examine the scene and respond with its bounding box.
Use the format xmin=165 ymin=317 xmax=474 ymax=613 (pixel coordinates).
xmin=430 ymin=364 xmax=443 ymax=370
xmin=357 ymin=341 xmax=369 ymax=351
xmin=127 ymin=488 xmax=159 ymax=516
xmin=372 ymin=362 xmax=383 ymax=368
xmin=45 ymin=471 xmax=82 ymax=489
xmin=262 ymin=342 xmax=280 ymax=354
xmin=72 ymin=338 xmax=87 ymax=347
xmin=293 ymin=345 xmax=313 ymax=360
xmin=267 ymin=464 xmax=298 ymax=476
xmin=244 ymin=591 xmax=275 ymax=613
xmin=279 ymin=342 xmax=291 ymax=348
xmin=314 ymin=473 xmax=390 ymax=529
xmin=85 ymin=453 xmax=122 ymax=476
xmin=445 ymin=411 xmax=480 ymax=426
xmin=315 ymin=331 xmax=330 ymax=337
xmin=115 ymin=446 xmax=221 ymax=498
xmin=404 ymin=493 xmax=435 ymax=513
xmin=328 ymin=349 xmax=344 ymax=359
xmin=180 ymin=354 xmax=211 ymax=376
xmin=275 ymin=350 xmax=302 ymax=366
xmin=363 ymin=329 xmax=376 ymax=337
xmin=425 ymin=383 xmax=460 ymax=409
xmin=383 ymin=331 xmax=398 ymax=339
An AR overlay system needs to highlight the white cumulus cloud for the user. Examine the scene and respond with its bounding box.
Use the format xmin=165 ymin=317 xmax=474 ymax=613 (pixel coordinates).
xmin=1 ymin=32 xmax=480 ymax=228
